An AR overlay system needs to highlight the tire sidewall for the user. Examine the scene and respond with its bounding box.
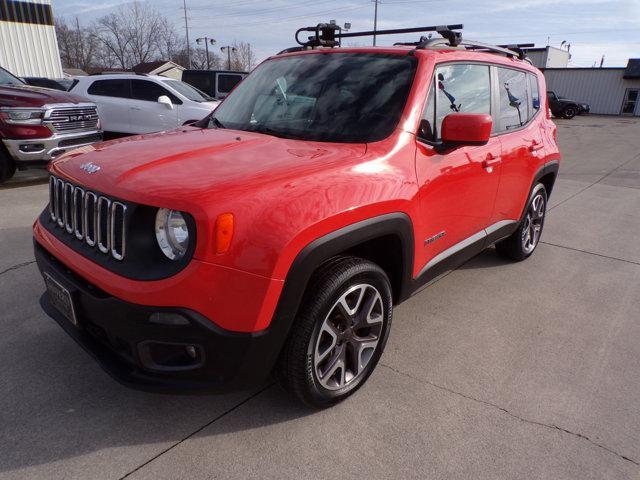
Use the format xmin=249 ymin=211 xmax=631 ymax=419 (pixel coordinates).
xmin=518 ymin=183 xmax=548 ymax=257
xmin=304 ymin=268 xmax=393 ymax=405
xmin=564 ymin=106 xmax=577 ymax=119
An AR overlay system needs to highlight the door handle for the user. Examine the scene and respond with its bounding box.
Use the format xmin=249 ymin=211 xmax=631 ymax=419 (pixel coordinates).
xmin=130 ymin=106 xmax=142 ymax=111
xmin=482 ymin=154 xmax=502 ymax=171
xmin=529 ymin=140 xmax=544 ymax=152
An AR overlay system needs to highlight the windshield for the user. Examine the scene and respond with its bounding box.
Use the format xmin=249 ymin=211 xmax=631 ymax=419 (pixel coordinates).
xmin=0 ymin=67 xmax=24 ymax=86
xmin=206 ymin=53 xmax=417 ymax=143
xmin=163 ymin=79 xmax=213 ymax=102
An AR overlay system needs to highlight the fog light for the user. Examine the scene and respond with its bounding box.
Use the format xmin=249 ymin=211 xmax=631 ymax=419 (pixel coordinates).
xmin=19 ymin=143 xmax=45 ymax=153
xmin=138 ymin=341 xmax=205 ymax=371
xmin=149 ymin=312 xmax=190 ymax=326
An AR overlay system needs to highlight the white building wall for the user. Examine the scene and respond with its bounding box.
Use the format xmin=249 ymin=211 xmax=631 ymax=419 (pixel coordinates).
xmin=545 ymin=47 xmax=570 ymax=68
xmin=544 ymin=68 xmax=640 ymax=115
xmin=0 ymin=0 xmax=63 ymax=78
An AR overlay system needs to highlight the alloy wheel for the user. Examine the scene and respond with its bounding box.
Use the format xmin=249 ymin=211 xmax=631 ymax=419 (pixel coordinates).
xmin=313 ymin=283 xmax=384 ymax=390
xmin=521 ymin=193 xmax=545 ymax=254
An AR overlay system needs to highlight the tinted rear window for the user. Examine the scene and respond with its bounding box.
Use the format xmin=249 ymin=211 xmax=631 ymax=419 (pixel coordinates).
xmin=217 ymin=74 xmax=243 ymax=94
xmin=88 ymin=79 xmax=130 ymax=98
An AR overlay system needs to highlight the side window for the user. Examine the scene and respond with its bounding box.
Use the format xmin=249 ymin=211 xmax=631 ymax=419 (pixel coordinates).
xmin=529 ymin=74 xmax=540 ymax=119
xmin=217 ymin=74 xmax=243 ymax=94
xmin=497 ymin=68 xmax=529 ymax=131
xmin=87 ymin=79 xmax=130 ymax=98
xmin=131 ymin=80 xmax=182 ymax=104
xmin=433 ymin=64 xmax=491 ymax=139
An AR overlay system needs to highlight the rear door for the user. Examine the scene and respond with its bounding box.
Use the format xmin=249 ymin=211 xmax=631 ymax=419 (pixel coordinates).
xmin=129 ymin=80 xmax=180 ymax=134
xmin=86 ymin=78 xmax=132 ymax=134
xmin=415 ymin=63 xmax=502 ymax=272
xmin=491 ymin=68 xmax=545 ymax=224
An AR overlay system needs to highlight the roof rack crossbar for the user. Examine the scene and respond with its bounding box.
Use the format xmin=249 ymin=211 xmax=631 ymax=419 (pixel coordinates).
xmin=337 ymin=24 xmax=463 ymax=39
xmin=294 ymin=23 xmax=463 ymax=49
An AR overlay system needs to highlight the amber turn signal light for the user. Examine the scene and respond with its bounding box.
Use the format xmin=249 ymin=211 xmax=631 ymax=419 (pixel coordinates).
xmin=215 ymin=213 xmax=234 ymax=254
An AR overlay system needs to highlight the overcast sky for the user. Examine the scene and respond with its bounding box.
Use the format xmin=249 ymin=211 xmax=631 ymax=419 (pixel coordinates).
xmin=53 ymin=0 xmax=639 ymax=67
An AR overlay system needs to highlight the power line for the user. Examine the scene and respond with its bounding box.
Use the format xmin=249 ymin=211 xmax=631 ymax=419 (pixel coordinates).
xmin=182 ymin=0 xmax=191 ymax=68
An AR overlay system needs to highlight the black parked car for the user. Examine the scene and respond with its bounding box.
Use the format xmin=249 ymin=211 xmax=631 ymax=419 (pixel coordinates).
xmin=547 ymin=91 xmax=590 ymax=119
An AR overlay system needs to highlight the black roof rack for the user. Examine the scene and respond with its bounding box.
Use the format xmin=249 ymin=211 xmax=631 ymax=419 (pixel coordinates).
xmin=280 ymin=23 xmax=530 ymax=62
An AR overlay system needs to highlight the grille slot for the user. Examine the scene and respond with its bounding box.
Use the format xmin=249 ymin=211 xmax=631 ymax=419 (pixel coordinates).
xmin=49 ymin=176 xmax=126 ymax=261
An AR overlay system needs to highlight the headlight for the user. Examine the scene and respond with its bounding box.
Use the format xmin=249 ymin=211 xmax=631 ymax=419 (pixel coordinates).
xmin=155 ymin=208 xmax=189 ymax=260
xmin=0 ymin=108 xmax=44 ymax=124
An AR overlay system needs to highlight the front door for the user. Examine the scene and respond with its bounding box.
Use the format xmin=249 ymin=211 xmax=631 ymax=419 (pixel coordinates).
xmin=621 ymin=89 xmax=640 ymax=116
xmin=129 ymin=79 xmax=179 ymax=134
xmin=415 ymin=63 xmax=501 ymax=275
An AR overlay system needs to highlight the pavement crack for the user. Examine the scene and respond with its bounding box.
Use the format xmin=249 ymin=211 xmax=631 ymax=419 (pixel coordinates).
xmin=119 ymin=383 xmax=274 ymax=479
xmin=540 ymin=242 xmax=640 ymax=266
xmin=380 ymin=364 xmax=639 ymax=466
xmin=0 ymin=260 xmax=36 ymax=277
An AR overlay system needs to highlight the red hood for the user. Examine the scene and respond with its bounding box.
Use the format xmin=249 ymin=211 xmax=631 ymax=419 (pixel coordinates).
xmin=51 ymin=127 xmax=367 ymax=208
xmin=0 ymin=84 xmax=90 ymax=108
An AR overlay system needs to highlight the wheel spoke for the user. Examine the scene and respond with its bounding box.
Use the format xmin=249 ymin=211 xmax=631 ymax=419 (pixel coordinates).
xmin=319 ymin=344 xmax=346 ymax=387
xmin=351 ymin=338 xmax=378 ymax=376
xmin=315 ymin=323 xmax=338 ymax=364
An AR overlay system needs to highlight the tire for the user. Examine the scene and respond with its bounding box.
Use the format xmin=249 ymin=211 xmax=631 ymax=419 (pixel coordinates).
xmin=275 ymin=256 xmax=393 ymax=408
xmin=496 ymin=183 xmax=547 ymax=261
xmin=0 ymin=147 xmax=17 ymax=185
xmin=562 ymin=105 xmax=578 ymax=119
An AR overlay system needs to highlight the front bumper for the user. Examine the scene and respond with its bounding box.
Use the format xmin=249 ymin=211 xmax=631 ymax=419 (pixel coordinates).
xmin=34 ymin=241 xmax=281 ymax=393
xmin=3 ymin=130 xmax=102 ymax=164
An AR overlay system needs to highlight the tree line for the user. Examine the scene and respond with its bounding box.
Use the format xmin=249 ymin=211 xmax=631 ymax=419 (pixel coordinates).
xmin=56 ymin=2 xmax=256 ymax=73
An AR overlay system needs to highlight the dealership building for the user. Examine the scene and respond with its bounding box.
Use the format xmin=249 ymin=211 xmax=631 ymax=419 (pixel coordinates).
xmin=0 ymin=0 xmax=63 ymax=78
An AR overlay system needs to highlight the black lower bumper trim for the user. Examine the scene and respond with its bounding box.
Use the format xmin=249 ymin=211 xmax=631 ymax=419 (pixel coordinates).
xmin=34 ymin=241 xmax=280 ymax=394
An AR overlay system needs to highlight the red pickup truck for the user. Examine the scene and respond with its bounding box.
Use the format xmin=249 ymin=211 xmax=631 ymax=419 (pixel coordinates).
xmin=34 ymin=25 xmax=560 ymax=407
xmin=0 ymin=66 xmax=102 ymax=183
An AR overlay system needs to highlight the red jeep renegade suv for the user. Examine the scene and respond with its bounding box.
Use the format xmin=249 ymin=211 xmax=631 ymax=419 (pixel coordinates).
xmin=33 ymin=25 xmax=560 ymax=407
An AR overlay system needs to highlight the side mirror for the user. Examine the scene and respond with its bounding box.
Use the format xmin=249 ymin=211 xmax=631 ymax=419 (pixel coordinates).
xmin=440 ymin=113 xmax=492 ymax=147
xmin=158 ymin=95 xmax=173 ymax=109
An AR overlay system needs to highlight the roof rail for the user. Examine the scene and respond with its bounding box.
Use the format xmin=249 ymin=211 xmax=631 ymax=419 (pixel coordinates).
xmin=417 ymin=37 xmax=530 ymax=60
xmin=89 ymin=71 xmax=149 ymax=76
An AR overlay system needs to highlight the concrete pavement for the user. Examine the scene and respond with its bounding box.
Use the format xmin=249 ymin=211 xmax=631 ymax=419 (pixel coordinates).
xmin=1 ymin=115 xmax=639 ymax=479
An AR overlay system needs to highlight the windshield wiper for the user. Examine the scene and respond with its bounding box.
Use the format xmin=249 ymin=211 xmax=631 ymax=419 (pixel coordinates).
xmin=209 ymin=117 xmax=226 ymax=129
xmin=248 ymin=125 xmax=296 ymax=139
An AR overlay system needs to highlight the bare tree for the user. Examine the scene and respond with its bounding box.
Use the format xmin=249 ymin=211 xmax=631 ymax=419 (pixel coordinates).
xmin=55 ymin=17 xmax=99 ymax=71
xmin=188 ymin=48 xmax=222 ymax=70
xmin=230 ymin=42 xmax=256 ymax=72
xmin=94 ymin=1 xmax=181 ymax=69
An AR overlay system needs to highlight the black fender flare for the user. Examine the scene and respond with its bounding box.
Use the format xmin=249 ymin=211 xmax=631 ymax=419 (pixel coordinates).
xmin=257 ymin=212 xmax=415 ymax=372
xmin=521 ymin=160 xmax=559 ymax=221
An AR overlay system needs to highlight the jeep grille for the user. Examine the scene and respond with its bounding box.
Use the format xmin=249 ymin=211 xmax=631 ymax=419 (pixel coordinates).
xmin=46 ymin=106 xmax=99 ymax=133
xmin=49 ymin=175 xmax=126 ymax=260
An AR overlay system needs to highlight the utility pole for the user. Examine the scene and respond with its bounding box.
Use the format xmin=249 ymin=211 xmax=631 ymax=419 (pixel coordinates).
xmin=196 ymin=37 xmax=216 ymax=69
xmin=221 ymin=46 xmax=236 ymax=70
xmin=183 ymin=0 xmax=191 ymax=68
xmin=372 ymin=0 xmax=380 ymax=46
